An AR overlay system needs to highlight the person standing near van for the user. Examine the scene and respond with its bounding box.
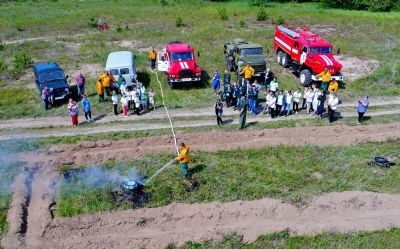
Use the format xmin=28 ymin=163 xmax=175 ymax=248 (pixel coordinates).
xmin=82 ymin=94 xmax=94 ymax=122
xmin=121 ymin=94 xmax=129 ymax=117
xmin=96 ymin=78 xmax=104 ymax=103
xmin=148 ymin=47 xmax=157 ymax=70
xmin=75 ymin=73 xmax=86 ymax=97
xmin=111 ymin=90 xmax=119 ymax=116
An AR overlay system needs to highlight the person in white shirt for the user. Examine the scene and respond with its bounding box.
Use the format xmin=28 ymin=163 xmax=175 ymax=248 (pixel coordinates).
xmin=262 ymin=90 xmax=271 ymax=114
xmin=276 ymin=90 xmax=284 ymax=117
xmin=268 ymin=92 xmax=277 ymax=119
xmin=305 ymin=88 xmax=314 ymax=114
xmin=328 ymin=92 xmax=339 ymax=123
xmin=312 ymin=88 xmax=321 ymax=115
xmin=285 ymin=90 xmax=293 ymax=116
xmin=302 ymin=87 xmax=308 ymax=110
xmin=293 ymin=88 xmax=301 ymax=114
xmin=270 ymin=78 xmax=279 ymax=94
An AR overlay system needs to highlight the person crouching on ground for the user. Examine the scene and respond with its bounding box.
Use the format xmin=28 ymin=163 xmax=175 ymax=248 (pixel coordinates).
xmin=215 ymin=99 xmax=224 ymax=126
xmin=111 ymin=90 xmax=119 ymax=116
xmin=67 ymin=98 xmax=80 ymax=127
xmin=357 ymin=96 xmax=369 ymax=124
xmin=82 ymin=94 xmax=94 ymax=122
xmin=175 ymin=143 xmax=190 ymax=177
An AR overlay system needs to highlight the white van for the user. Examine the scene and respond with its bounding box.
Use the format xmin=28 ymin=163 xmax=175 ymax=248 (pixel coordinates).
xmin=105 ymin=51 xmax=137 ymax=86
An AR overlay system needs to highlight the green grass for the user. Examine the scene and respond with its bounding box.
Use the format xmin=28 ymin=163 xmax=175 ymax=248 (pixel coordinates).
xmin=0 ymin=0 xmax=400 ymax=119
xmin=174 ymin=228 xmax=400 ymax=249
xmin=0 ymin=159 xmax=20 ymax=238
xmin=56 ymin=139 xmax=400 ymax=217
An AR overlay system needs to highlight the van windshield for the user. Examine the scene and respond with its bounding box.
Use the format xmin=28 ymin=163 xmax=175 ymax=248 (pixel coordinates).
xmin=170 ymin=52 xmax=193 ymax=62
xmin=309 ymin=47 xmax=332 ymax=54
xmin=240 ymin=48 xmax=262 ymax=56
xmin=38 ymin=71 xmax=65 ymax=82
xmin=109 ymin=69 xmax=119 ymax=76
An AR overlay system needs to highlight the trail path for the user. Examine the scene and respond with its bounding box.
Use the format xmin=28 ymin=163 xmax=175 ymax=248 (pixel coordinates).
xmin=0 ymin=96 xmax=399 ymax=131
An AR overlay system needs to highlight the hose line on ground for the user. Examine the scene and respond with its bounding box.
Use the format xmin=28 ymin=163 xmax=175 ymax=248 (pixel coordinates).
xmin=151 ymin=70 xmax=179 ymax=155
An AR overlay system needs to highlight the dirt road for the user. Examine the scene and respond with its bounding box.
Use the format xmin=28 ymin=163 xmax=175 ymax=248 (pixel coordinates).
xmin=3 ymin=122 xmax=400 ymax=249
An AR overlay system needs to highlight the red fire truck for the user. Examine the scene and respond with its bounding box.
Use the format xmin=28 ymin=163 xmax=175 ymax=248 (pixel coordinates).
xmin=274 ymin=25 xmax=343 ymax=86
xmin=157 ymin=41 xmax=202 ymax=88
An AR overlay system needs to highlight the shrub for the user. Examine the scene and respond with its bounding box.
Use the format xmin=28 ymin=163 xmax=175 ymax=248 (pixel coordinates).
xmin=248 ymin=0 xmax=266 ymax=7
xmin=175 ymin=16 xmax=184 ymax=27
xmin=0 ymin=60 xmax=8 ymax=81
xmin=116 ymin=24 xmax=122 ymax=33
xmin=11 ymin=51 xmax=32 ymax=79
xmin=256 ymin=7 xmax=267 ymax=21
xmin=0 ymin=40 xmax=4 ymax=51
xmin=277 ymin=16 xmax=285 ymax=25
xmin=239 ymin=19 xmax=247 ymax=28
xmin=88 ymin=16 xmax=98 ymax=28
xmin=217 ymin=7 xmax=229 ymax=21
xmin=322 ymin=0 xmax=399 ymax=12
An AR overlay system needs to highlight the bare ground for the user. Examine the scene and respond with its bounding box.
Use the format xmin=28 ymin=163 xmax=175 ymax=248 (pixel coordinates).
xmin=2 ymin=122 xmax=400 ymax=249
xmin=334 ymin=55 xmax=380 ymax=81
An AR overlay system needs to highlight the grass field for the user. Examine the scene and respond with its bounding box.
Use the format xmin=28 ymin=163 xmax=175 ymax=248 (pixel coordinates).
xmin=174 ymin=228 xmax=400 ymax=249
xmin=0 ymin=0 xmax=400 ymax=119
xmin=55 ymin=139 xmax=400 ymax=217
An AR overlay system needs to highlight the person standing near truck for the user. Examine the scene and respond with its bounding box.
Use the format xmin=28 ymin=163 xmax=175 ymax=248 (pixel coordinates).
xmin=111 ymin=90 xmax=119 ymax=116
xmin=240 ymin=63 xmax=255 ymax=84
xmin=212 ymin=70 xmax=221 ymax=96
xmin=316 ymin=67 xmax=331 ymax=92
xmin=328 ymin=78 xmax=339 ymax=93
xmin=100 ymin=71 xmax=115 ymax=97
xmin=328 ymin=92 xmax=339 ymax=123
xmin=175 ymin=143 xmax=190 ymax=177
xmin=96 ymin=78 xmax=104 ymax=103
xmin=75 ymin=73 xmax=86 ymax=97
xmin=148 ymin=47 xmax=157 ymax=70
xmin=264 ymin=67 xmax=274 ymax=90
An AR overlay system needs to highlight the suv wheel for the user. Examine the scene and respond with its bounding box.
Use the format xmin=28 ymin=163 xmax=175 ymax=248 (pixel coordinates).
xmin=300 ymin=69 xmax=312 ymax=87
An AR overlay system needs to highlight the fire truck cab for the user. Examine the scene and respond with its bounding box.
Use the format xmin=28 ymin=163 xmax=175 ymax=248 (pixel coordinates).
xmin=157 ymin=41 xmax=202 ymax=88
xmin=274 ymin=25 xmax=343 ymax=86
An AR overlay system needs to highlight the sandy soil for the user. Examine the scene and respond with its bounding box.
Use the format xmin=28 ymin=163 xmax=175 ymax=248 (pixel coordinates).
xmin=2 ymin=122 xmax=400 ymax=249
xmin=335 ymin=55 xmax=380 ymax=81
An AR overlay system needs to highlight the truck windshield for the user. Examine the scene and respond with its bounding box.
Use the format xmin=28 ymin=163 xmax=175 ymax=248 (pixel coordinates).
xmin=240 ymin=48 xmax=262 ymax=56
xmin=309 ymin=47 xmax=332 ymax=54
xmin=170 ymin=52 xmax=193 ymax=62
xmin=38 ymin=70 xmax=65 ymax=82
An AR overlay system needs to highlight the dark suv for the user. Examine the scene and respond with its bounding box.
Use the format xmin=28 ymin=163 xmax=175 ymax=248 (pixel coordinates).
xmin=33 ymin=63 xmax=70 ymax=101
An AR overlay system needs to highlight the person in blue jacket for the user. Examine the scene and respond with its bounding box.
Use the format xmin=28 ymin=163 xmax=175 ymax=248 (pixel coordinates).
xmin=212 ymin=70 xmax=221 ymax=96
xmin=82 ymin=94 xmax=94 ymax=122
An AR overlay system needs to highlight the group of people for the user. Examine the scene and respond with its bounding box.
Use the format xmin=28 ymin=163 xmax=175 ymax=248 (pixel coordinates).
xmin=65 ymin=71 xmax=156 ymax=126
xmin=212 ymin=66 xmax=370 ymax=128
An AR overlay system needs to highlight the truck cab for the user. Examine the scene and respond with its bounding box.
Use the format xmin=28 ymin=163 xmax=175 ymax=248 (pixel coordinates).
xmin=105 ymin=51 xmax=137 ymax=85
xmin=274 ymin=25 xmax=343 ymax=86
xmin=224 ymin=38 xmax=267 ymax=80
xmin=157 ymin=41 xmax=202 ymax=88
xmin=33 ymin=62 xmax=70 ymax=101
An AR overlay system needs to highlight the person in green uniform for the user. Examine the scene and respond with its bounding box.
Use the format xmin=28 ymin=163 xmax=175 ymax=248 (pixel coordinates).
xmin=238 ymin=95 xmax=248 ymax=129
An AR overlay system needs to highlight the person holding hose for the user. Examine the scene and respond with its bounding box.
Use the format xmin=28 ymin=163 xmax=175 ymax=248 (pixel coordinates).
xmin=175 ymin=143 xmax=190 ymax=177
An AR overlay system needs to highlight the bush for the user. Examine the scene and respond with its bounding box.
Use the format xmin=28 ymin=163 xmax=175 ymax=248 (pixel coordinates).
xmin=88 ymin=16 xmax=98 ymax=28
xmin=256 ymin=7 xmax=267 ymax=21
xmin=11 ymin=51 xmax=32 ymax=79
xmin=116 ymin=24 xmax=122 ymax=33
xmin=0 ymin=40 xmax=4 ymax=51
xmin=175 ymin=16 xmax=184 ymax=27
xmin=277 ymin=16 xmax=285 ymax=25
xmin=217 ymin=7 xmax=229 ymax=21
xmin=322 ymin=0 xmax=399 ymax=11
xmin=0 ymin=60 xmax=8 ymax=81
xmin=239 ymin=19 xmax=247 ymax=28
xmin=248 ymin=0 xmax=266 ymax=7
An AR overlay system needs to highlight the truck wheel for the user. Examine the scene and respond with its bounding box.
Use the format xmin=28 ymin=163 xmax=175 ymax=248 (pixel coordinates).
xmin=300 ymin=69 xmax=312 ymax=87
xmin=168 ymin=80 xmax=175 ymax=89
xmin=281 ymin=53 xmax=291 ymax=68
xmin=277 ymin=51 xmax=283 ymax=65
